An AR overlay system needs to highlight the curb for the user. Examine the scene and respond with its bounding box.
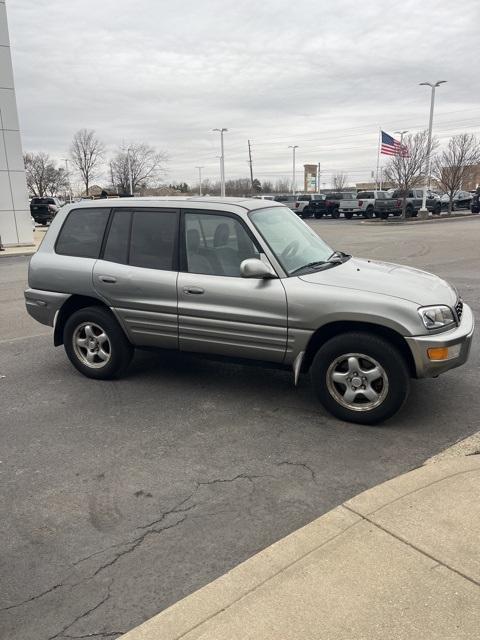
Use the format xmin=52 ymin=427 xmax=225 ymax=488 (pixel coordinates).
xmin=361 ymin=213 xmax=478 ymax=226
xmin=0 ymin=250 xmax=36 ymax=259
xmin=119 ymin=455 xmax=480 ymax=640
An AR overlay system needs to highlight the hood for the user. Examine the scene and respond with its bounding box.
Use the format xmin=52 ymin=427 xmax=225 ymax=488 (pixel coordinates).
xmin=299 ymin=257 xmax=457 ymax=307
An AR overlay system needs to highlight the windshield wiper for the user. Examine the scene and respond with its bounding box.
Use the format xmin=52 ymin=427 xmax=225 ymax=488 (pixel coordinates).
xmin=327 ymin=250 xmax=351 ymax=262
xmin=290 ymin=260 xmax=328 ymax=275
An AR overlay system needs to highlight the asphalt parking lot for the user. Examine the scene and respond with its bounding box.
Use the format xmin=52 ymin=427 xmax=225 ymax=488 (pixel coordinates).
xmin=1 ymin=217 xmax=479 ymax=640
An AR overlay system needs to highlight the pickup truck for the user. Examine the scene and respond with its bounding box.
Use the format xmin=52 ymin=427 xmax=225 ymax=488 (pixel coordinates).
xmin=392 ymin=189 xmax=442 ymax=217
xmin=339 ymin=190 xmax=399 ymax=219
xmin=293 ymin=194 xmax=327 ymax=218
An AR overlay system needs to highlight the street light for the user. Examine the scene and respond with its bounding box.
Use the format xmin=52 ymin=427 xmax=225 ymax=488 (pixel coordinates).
xmin=196 ymin=166 xmax=204 ymax=196
xmin=418 ymin=80 xmax=447 ymax=218
xmin=127 ymin=147 xmax=133 ymax=196
xmin=288 ymin=145 xmax=299 ymax=195
xmin=213 ymin=128 xmax=228 ymax=197
xmin=61 ymin=158 xmax=72 ymax=203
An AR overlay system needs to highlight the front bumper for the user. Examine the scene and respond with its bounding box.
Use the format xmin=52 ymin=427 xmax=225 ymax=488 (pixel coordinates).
xmin=405 ymin=303 xmax=475 ymax=378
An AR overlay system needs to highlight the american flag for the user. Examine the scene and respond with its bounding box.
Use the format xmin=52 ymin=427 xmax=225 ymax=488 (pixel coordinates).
xmin=381 ymin=130 xmax=408 ymax=156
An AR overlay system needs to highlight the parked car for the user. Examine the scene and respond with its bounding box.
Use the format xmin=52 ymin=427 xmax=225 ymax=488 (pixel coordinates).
xmin=293 ymin=194 xmax=327 ymax=218
xmin=441 ymin=191 xmax=473 ymax=211
xmin=391 ymin=189 xmax=442 ymax=217
xmin=30 ymin=197 xmax=63 ymax=225
xmin=339 ymin=191 xmax=399 ymax=219
xmin=471 ymin=192 xmax=480 ymax=214
xmin=25 ymin=197 xmax=474 ymax=425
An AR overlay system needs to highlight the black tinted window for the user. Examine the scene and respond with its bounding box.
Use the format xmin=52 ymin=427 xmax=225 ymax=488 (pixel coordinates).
xmin=56 ymin=208 xmax=109 ymax=258
xmin=104 ymin=210 xmax=132 ymax=264
xmin=129 ymin=209 xmax=178 ymax=270
xmin=357 ymin=192 xmax=373 ymax=199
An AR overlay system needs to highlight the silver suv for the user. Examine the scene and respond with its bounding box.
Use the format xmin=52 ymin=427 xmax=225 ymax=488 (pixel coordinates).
xmin=25 ymin=197 xmax=474 ymax=425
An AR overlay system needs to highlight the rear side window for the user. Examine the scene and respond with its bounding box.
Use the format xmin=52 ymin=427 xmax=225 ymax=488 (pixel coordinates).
xmin=103 ymin=210 xmax=132 ymax=264
xmin=56 ymin=208 xmax=110 ymax=258
xmin=129 ymin=209 xmax=179 ymax=270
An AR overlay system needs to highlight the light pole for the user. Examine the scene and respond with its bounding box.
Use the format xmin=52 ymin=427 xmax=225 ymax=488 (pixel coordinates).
xmin=61 ymin=158 xmax=72 ymax=203
xmin=418 ymin=80 xmax=446 ymax=218
xmin=213 ymin=128 xmax=228 ymax=197
xmin=288 ymin=145 xmax=299 ymax=195
xmin=127 ymin=147 xmax=134 ymax=196
xmin=196 ymin=166 xmax=204 ymax=196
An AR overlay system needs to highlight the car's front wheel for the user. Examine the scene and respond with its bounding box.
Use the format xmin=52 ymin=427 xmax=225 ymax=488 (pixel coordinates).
xmin=344 ymin=212 xmax=353 ymax=220
xmin=310 ymin=332 xmax=410 ymax=424
xmin=63 ymin=306 xmax=133 ymax=379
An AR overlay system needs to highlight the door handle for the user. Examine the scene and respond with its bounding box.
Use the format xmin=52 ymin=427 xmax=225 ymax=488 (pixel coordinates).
xmin=183 ymin=286 xmax=204 ymax=295
xmin=99 ymin=275 xmax=117 ymax=284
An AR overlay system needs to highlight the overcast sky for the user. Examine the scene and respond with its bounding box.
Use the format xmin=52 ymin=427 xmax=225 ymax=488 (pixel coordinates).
xmin=7 ymin=0 xmax=480 ymax=189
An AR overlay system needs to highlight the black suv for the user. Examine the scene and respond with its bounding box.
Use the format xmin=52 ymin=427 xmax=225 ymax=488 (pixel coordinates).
xmin=30 ymin=197 xmax=62 ymax=225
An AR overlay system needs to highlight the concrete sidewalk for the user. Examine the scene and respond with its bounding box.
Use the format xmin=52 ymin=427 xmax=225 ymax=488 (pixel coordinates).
xmin=0 ymin=227 xmax=45 ymax=257
xmin=121 ymin=456 xmax=480 ymax=640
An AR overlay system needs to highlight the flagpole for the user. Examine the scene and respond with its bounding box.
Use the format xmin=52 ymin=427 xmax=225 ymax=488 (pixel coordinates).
xmin=376 ymin=128 xmax=381 ymax=189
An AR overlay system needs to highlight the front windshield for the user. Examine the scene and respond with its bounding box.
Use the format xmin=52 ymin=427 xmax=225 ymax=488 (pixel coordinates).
xmin=249 ymin=206 xmax=333 ymax=275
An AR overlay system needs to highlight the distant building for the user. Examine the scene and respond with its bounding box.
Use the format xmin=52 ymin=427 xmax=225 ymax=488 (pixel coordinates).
xmin=303 ymin=164 xmax=319 ymax=192
xmin=0 ymin=0 xmax=32 ymax=247
xmin=355 ymin=181 xmax=396 ymax=190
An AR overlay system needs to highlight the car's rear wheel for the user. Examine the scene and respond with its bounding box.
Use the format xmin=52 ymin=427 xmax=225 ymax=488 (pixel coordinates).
xmin=310 ymin=332 xmax=410 ymax=425
xmin=302 ymin=207 xmax=311 ymax=218
xmin=363 ymin=207 xmax=375 ymax=219
xmin=405 ymin=206 xmax=414 ymax=218
xmin=331 ymin=208 xmax=340 ymax=219
xmin=433 ymin=203 xmax=441 ymax=215
xmin=314 ymin=211 xmax=324 ymax=219
xmin=64 ymin=306 xmax=133 ymax=379
xmin=380 ymin=210 xmax=389 ymax=219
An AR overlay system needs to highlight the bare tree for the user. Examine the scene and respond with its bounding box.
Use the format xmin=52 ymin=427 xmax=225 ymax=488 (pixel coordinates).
xmin=109 ymin=143 xmax=167 ymax=194
xmin=24 ymin=152 xmax=68 ymax=197
xmin=273 ymin=178 xmax=291 ymax=193
xmin=70 ymin=129 xmax=105 ymax=196
xmin=261 ymin=179 xmax=273 ymax=193
xmin=332 ymin=172 xmax=349 ymax=190
xmin=431 ymin=134 xmax=480 ymax=214
xmin=383 ymin=131 xmax=437 ymax=218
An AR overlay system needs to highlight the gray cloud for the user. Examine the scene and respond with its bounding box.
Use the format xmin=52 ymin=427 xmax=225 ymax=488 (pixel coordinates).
xmin=7 ymin=0 xmax=480 ymax=187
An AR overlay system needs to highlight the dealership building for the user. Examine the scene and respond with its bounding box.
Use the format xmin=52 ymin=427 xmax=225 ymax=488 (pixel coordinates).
xmin=0 ymin=0 xmax=31 ymax=247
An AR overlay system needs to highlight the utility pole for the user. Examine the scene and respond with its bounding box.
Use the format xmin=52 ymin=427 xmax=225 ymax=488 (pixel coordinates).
xmin=288 ymin=145 xmax=299 ymax=195
xmin=248 ymin=140 xmax=254 ymax=190
xmin=418 ymin=81 xmax=447 ymax=218
xmin=196 ymin=166 xmax=204 ymax=196
xmin=213 ymin=128 xmax=228 ymax=197
xmin=317 ymin=162 xmax=321 ymax=193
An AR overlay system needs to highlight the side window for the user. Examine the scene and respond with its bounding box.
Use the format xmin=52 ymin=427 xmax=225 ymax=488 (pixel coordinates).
xmin=56 ymin=208 xmax=110 ymax=258
xmin=103 ymin=209 xmax=132 ymax=264
xmin=184 ymin=212 xmax=260 ymax=277
xmin=129 ymin=209 xmax=179 ymax=270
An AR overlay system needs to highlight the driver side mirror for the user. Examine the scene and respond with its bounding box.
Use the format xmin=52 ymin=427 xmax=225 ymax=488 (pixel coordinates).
xmin=240 ymin=258 xmax=276 ymax=279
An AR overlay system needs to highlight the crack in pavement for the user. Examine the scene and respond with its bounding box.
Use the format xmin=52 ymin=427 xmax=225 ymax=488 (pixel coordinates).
xmin=0 ymin=581 xmax=64 ymax=612
xmin=276 ymin=460 xmax=317 ymax=482
xmin=2 ymin=471 xmax=270 ymax=619
xmin=47 ymin=582 xmax=113 ymax=640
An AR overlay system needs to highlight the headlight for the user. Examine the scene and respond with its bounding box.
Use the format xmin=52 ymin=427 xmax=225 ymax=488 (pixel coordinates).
xmin=418 ymin=305 xmax=456 ymax=330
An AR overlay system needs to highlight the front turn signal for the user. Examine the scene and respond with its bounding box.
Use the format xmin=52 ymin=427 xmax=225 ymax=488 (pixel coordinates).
xmin=427 ymin=347 xmax=449 ymax=361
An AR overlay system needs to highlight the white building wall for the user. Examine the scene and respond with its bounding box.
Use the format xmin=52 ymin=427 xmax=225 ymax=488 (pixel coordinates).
xmin=0 ymin=0 xmax=32 ymax=246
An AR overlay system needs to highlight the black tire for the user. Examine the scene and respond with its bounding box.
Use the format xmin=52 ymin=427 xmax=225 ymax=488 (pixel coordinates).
xmin=331 ymin=208 xmax=340 ymax=219
xmin=405 ymin=206 xmax=414 ymax=218
xmin=363 ymin=206 xmax=375 ymax=219
xmin=433 ymin=204 xmax=441 ymax=215
xmin=344 ymin=212 xmax=353 ymax=220
xmin=380 ymin=210 xmax=389 ymax=220
xmin=310 ymin=332 xmax=410 ymax=425
xmin=63 ymin=305 xmax=133 ymax=379
xmin=302 ymin=207 xmax=311 ymax=218
xmin=314 ymin=211 xmax=324 ymax=219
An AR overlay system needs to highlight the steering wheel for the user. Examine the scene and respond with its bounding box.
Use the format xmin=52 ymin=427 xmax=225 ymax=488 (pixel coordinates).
xmin=281 ymin=240 xmax=299 ymax=261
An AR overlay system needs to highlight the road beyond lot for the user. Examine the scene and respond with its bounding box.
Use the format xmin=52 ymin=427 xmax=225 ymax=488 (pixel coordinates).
xmin=1 ymin=218 xmax=479 ymax=640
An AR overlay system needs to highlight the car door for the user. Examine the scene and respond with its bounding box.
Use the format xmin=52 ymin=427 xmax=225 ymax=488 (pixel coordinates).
xmin=93 ymin=207 xmax=180 ymax=349
xmin=177 ymin=210 xmax=288 ymax=363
